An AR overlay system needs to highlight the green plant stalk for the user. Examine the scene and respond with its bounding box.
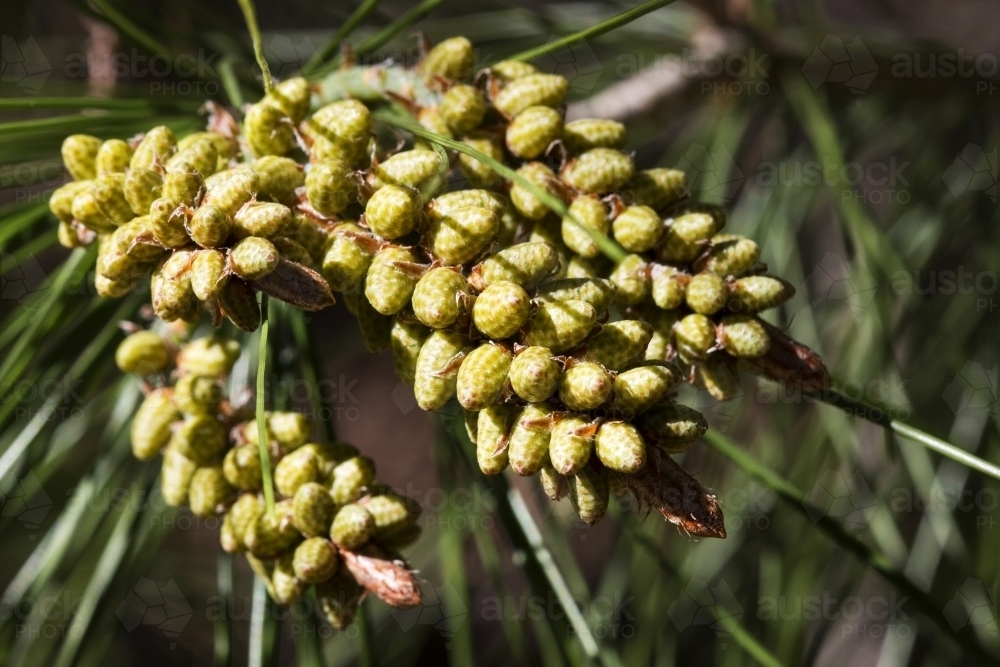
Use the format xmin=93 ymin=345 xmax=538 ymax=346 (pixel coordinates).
xmin=0 ymin=111 xmax=186 ymax=138
xmin=237 ymin=0 xmax=274 ymax=92
xmin=812 ymin=388 xmax=1000 ymax=483
xmin=218 ymin=57 xmax=246 ymax=108
xmin=703 ymin=429 xmax=1000 ymax=667
xmin=302 ymin=0 xmax=385 ymax=75
xmin=256 ymin=293 xmax=275 ymax=516
xmin=374 ymin=105 xmax=629 ymax=263
xmin=307 ymin=0 xmax=446 ymax=79
xmin=618 ymin=519 xmax=786 ymax=667
xmin=88 ymin=0 xmax=173 ymax=57
xmin=0 ymin=97 xmax=201 ymax=111
xmin=510 ymin=0 xmax=678 ymax=62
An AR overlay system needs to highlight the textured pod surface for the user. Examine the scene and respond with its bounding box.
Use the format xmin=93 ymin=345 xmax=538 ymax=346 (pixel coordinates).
xmin=92 ymin=173 xmax=136 ymax=224
xmin=549 ymin=416 xmax=594 ymax=476
xmin=116 ymin=331 xmax=170 ymax=375
xmin=171 ymin=414 xmax=227 ymax=465
xmin=223 ymin=493 xmax=263 ymax=552
xmin=456 ymin=343 xmax=512 ymax=411
xmin=569 ymin=466 xmax=608 ymax=525
xmin=728 ymin=276 xmax=795 ymax=312
xmin=308 ymin=100 xmax=372 ymax=164
xmin=441 ymin=84 xmax=486 ymax=134
xmin=274 ymin=448 xmax=321 ymax=497
xmin=659 ymin=212 xmax=718 ymax=263
xmin=252 ymin=155 xmax=304 ymax=202
xmin=427 ymin=205 xmax=499 ymax=265
xmin=582 ymin=319 xmax=653 ymax=371
xmin=686 ymin=271 xmax=728 ymax=315
xmin=230 ymin=237 xmax=279 ymax=281
xmin=130 ymin=126 xmax=177 ymax=172
xmin=150 ymin=198 xmax=191 ymax=248
xmin=372 ymin=149 xmax=441 ymax=191
xmin=414 ymin=330 xmax=470 ymax=411
xmin=563 ymin=119 xmax=628 ymax=153
xmin=540 ymin=465 xmax=568 ymax=500
xmin=491 ymin=59 xmax=538 ymax=81
xmin=652 ymin=267 xmax=686 ymax=310
xmin=188 ymin=467 xmax=234 ymax=517
xmin=637 ymin=404 xmax=708 ymax=452
xmin=206 ymin=168 xmax=259 ymax=217
xmin=173 ymin=374 xmax=222 ymax=415
xmin=293 ymin=537 xmax=339 ymax=584
xmin=365 ymin=184 xmax=421 ymax=240
xmin=306 ymin=160 xmax=355 ymax=216
xmin=493 ymin=74 xmax=569 ymax=117
xmin=50 ymin=180 xmax=91 ymax=222
xmin=412 ymin=267 xmax=468 ymax=329
xmin=562 ymin=195 xmax=610 ymax=258
xmin=131 ymin=388 xmax=179 ymax=460
xmin=476 ymin=404 xmax=512 ymax=475
xmin=718 ymin=315 xmax=771 ymax=358
xmin=561 ymin=148 xmax=635 ymax=194
xmin=506 ymin=105 xmax=563 ymax=159
xmin=62 ymin=134 xmax=102 ymax=180
xmin=390 ymin=318 xmax=429 ymax=385
xmin=421 ymin=36 xmax=474 ymax=79
xmin=509 ymin=346 xmax=561 ymax=403
xmin=177 ymin=336 xmax=241 ymax=376
xmin=612 ymin=205 xmax=663 ymax=252
xmin=608 ymin=254 xmax=650 ymax=306
xmin=523 ymin=299 xmax=596 ymax=353
xmin=188 ymin=203 xmax=232 ymax=248
xmin=507 ymin=404 xmax=552 ymax=476
xmin=245 ymin=501 xmax=299 ymax=557
xmin=330 ymin=456 xmax=376 ymax=505
xmin=233 ymin=202 xmax=292 ymax=239
xmin=612 ymin=365 xmax=674 ymax=416
xmin=245 ymin=101 xmax=295 ymax=157
xmin=317 ymin=572 xmax=365 ymax=630
xmin=123 ymin=167 xmax=163 ymax=214
xmin=223 ymin=445 xmax=262 ymax=491
xmin=538 ymin=278 xmax=617 ymax=313
xmin=472 ymin=281 xmax=530 ymax=339
xmin=427 ymin=190 xmax=507 ymax=221
xmin=458 ymin=135 xmax=504 ymax=188
xmin=190 ymin=249 xmax=229 ymax=301
xmin=168 ymin=138 xmax=219 ymax=177
xmin=697 ymin=234 xmax=760 ymax=276
xmin=161 ymin=445 xmax=198 ymax=507
xmin=628 ymin=168 xmax=687 ymax=210
xmin=559 ymin=361 xmax=613 ymax=411
xmin=293 ymin=482 xmax=337 ymax=537
xmin=509 ymin=162 xmax=560 ymax=221
xmin=162 ymin=162 xmax=205 ymax=208
xmin=694 ymin=356 xmax=741 ymax=401
xmin=365 ymin=246 xmax=420 ymax=315
xmin=478 ymin=242 xmax=559 ymax=289
xmin=595 ymin=421 xmax=646 ymax=473
xmin=331 ymin=504 xmax=375 ymax=549
xmin=674 ymin=313 xmax=716 ymax=362
xmin=322 ymin=223 xmax=375 ymax=292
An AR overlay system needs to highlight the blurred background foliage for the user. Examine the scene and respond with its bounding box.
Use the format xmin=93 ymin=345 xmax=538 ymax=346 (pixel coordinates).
xmin=0 ymin=0 xmax=998 ymax=665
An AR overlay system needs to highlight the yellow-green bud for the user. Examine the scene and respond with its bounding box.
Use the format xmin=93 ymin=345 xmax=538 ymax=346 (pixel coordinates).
xmin=562 ymin=195 xmax=610 ymax=258
xmin=173 ymin=373 xmax=222 ymax=415
xmin=472 ymin=281 xmax=530 ymax=339
xmin=562 ymin=119 xmax=627 ymax=153
xmin=390 ymin=317 xmax=429 ymax=385
xmin=686 ymin=271 xmax=728 ymax=315
xmin=331 ymin=504 xmax=375 ymax=549
xmin=612 ymin=365 xmax=674 ymax=416
xmin=561 ymin=148 xmax=635 ymax=194
xmin=559 ymin=361 xmax=613 ymax=411
xmin=421 ymin=36 xmax=475 ymax=79
xmin=223 ymin=445 xmax=262 ymax=491
xmin=569 ymin=466 xmax=608 ymax=525
xmin=230 ymin=236 xmax=279 ymax=281
xmin=293 ymin=537 xmax=340 ymax=584
xmin=506 ymin=106 xmax=563 ymax=159
xmin=478 ymin=241 xmax=559 ymax=289
xmin=365 ymin=246 xmax=420 ymax=315
xmin=365 ymin=184 xmax=421 ymax=240
xmin=131 ymin=388 xmax=179 ymax=460
xmin=456 ymin=343 xmax=512 ymax=411
xmin=608 ymin=254 xmax=650 ymax=306
xmin=441 ymin=84 xmax=486 ymax=134
xmin=509 ymin=346 xmax=561 ymax=403
xmin=508 ymin=404 xmax=552 ymax=476
xmin=595 ymin=421 xmax=645 ymax=473
xmin=476 ymin=404 xmax=513 ymax=475
xmin=188 ymin=466 xmax=234 ymax=517
xmin=612 ymin=205 xmax=663 ymax=252
xmin=493 ymin=74 xmax=569 ymax=118
xmin=412 ymin=267 xmax=468 ymax=329
xmin=549 ymin=416 xmax=594 ymax=476
xmin=414 ymin=330 xmax=470 ymax=411
xmin=523 ymin=299 xmax=596 ymax=354
xmin=293 ymin=482 xmax=337 ymax=537
xmin=116 ymin=331 xmax=170 ymax=375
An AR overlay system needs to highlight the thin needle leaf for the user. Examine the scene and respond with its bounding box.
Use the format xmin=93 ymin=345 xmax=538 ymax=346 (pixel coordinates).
xmin=302 ymin=0 xmax=386 ymax=75
xmin=703 ymin=429 xmax=1000 ymax=667
xmin=237 ymin=0 xmax=275 ymax=92
xmin=509 ymin=0 xmax=678 ymax=63
xmin=256 ymin=293 xmax=275 ymax=515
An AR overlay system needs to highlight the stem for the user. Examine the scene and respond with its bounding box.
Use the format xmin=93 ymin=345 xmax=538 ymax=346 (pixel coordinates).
xmin=307 ymin=0 xmax=445 ymax=79
xmin=374 ymin=105 xmax=629 ymax=263
xmin=302 ymin=0 xmax=385 ymax=75
xmin=256 ymin=293 xmax=275 ymax=516
xmin=812 ymin=388 xmax=1000 ymax=483
xmin=703 ymin=430 xmax=1000 ymax=667
xmin=237 ymin=0 xmax=274 ymax=92
xmin=509 ymin=0 xmax=678 ymax=62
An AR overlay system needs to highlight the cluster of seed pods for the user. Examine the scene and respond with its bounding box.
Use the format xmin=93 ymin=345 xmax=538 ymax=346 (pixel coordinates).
xmin=51 ymin=83 xmax=334 ymax=331
xmin=117 ymin=330 xmax=421 ymax=627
